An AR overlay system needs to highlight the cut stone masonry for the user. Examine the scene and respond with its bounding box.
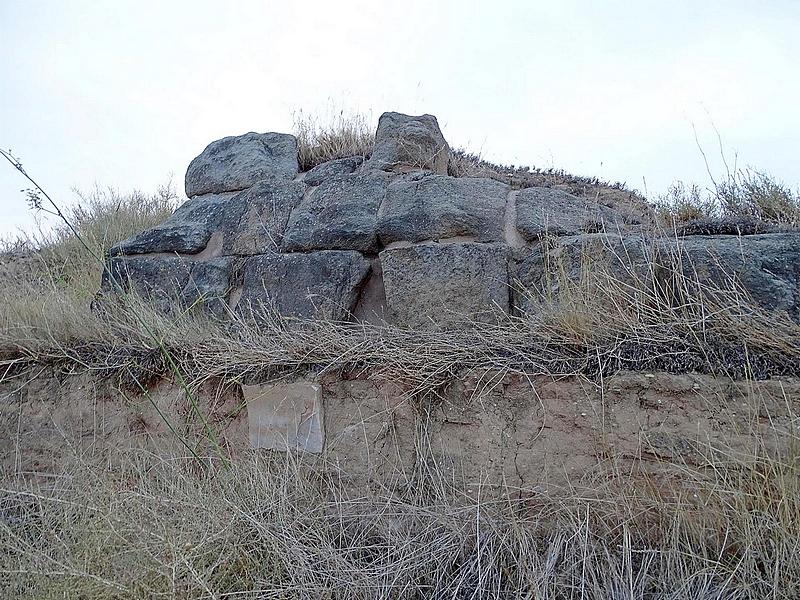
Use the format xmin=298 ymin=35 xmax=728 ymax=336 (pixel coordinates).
xmin=101 ymin=110 xmax=800 ymax=329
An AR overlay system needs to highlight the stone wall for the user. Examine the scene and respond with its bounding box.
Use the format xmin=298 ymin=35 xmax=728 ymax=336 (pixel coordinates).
xmin=100 ymin=111 xmax=800 ymax=327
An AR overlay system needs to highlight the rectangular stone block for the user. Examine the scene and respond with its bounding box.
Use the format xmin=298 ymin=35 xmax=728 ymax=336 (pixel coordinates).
xmin=243 ymin=382 xmax=324 ymax=453
xmin=236 ymin=250 xmax=371 ymax=322
xmin=379 ymin=242 xmax=510 ymax=328
xmin=378 ymin=175 xmax=510 ymax=244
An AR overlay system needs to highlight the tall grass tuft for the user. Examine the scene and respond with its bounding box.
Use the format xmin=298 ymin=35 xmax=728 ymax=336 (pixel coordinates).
xmin=657 ymin=167 xmax=800 ymax=227
xmin=1 ymin=184 xmax=178 ymax=347
xmin=293 ymin=109 xmax=375 ymax=171
xmin=1 ymin=424 xmax=799 ymax=598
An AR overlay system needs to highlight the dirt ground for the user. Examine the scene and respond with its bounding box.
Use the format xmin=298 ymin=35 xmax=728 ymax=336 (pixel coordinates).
xmin=2 ymin=367 xmax=798 ymax=494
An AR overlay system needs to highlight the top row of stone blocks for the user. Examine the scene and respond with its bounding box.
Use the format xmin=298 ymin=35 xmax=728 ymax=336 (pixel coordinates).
xmin=184 ymin=112 xmax=450 ymax=198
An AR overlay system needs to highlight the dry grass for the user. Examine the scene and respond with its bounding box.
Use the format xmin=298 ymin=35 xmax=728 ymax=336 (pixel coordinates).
xmin=656 ymin=168 xmax=800 ymax=230
xmin=447 ymin=147 xmax=632 ymax=194
xmin=0 ymin=185 xmax=178 ymax=350
xmin=1 ymin=415 xmax=799 ymax=598
xmin=2 ymin=225 xmax=799 ymax=397
xmin=2 ymin=174 xmax=800 ymax=596
xmin=717 ymin=167 xmax=800 ymax=224
xmin=0 ymin=178 xmax=797 ymax=395
xmin=291 ymin=110 xmax=648 ymax=221
xmin=293 ymin=110 xmax=375 ymax=171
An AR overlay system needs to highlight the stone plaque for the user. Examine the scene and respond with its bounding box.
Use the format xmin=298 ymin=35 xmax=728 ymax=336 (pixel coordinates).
xmin=243 ymin=382 xmax=323 ymax=453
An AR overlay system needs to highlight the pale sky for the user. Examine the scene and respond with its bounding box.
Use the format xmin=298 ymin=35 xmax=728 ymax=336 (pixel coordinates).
xmin=1 ymin=0 xmax=798 ymax=237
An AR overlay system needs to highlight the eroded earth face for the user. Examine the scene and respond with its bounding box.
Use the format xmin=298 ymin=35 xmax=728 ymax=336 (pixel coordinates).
xmin=4 ymin=367 xmax=798 ymax=494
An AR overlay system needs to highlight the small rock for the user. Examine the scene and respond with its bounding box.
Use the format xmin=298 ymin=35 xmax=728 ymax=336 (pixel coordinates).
xmin=303 ymin=156 xmax=364 ymax=186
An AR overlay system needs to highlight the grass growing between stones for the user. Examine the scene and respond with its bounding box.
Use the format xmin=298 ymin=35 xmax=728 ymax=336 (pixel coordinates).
xmin=293 ymin=109 xmax=375 ymax=171
xmin=4 ymin=204 xmax=799 ymax=389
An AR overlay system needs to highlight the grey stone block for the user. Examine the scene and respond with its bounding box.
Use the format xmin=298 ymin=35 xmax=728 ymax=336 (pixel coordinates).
xmin=379 ymin=175 xmax=510 ymax=244
xmin=380 ymin=242 xmax=509 ymax=328
xmin=185 ymin=132 xmax=298 ymax=197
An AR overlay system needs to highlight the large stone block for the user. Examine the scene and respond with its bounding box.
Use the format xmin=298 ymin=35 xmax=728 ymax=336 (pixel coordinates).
xmin=111 ymin=179 xmax=306 ymax=258
xmin=282 ymin=171 xmax=388 ymax=253
xmin=365 ymin=112 xmax=450 ymax=174
xmin=180 ymin=257 xmax=232 ymax=315
xmin=219 ymin=179 xmax=306 ymax=255
xmin=668 ymin=233 xmax=800 ymax=320
xmin=243 ymin=382 xmax=323 ymax=453
xmin=378 ymin=175 xmax=510 ymax=244
xmin=108 ymin=193 xmax=232 ymax=256
xmin=511 ymin=232 xmax=800 ymax=322
xmin=237 ymin=250 xmax=371 ymax=321
xmin=509 ymin=233 xmax=652 ymax=315
xmin=101 ymin=255 xmax=236 ymax=314
xmin=515 ymin=187 xmax=622 ymax=241
xmin=100 ymin=255 xmax=194 ymax=310
xmin=380 ymin=242 xmax=509 ymax=328
xmin=185 ymin=132 xmax=299 ymax=197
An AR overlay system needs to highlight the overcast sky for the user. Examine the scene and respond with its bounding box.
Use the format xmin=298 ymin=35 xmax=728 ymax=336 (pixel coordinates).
xmin=1 ymin=0 xmax=798 ymax=237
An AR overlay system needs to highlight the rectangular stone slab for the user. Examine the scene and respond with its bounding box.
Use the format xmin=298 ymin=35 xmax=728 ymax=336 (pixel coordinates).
xmin=378 ymin=175 xmax=510 ymax=244
xmin=243 ymin=382 xmax=324 ymax=453
xmin=379 ymin=242 xmax=510 ymax=328
xmin=237 ymin=250 xmax=370 ymax=321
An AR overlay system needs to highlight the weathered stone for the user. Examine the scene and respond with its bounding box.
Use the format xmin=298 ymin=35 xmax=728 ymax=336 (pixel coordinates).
xmin=510 ymin=234 xmax=652 ymax=315
xmin=237 ymin=251 xmax=370 ymax=321
xmin=303 ymin=156 xmax=364 ymax=187
xmin=219 ymin=179 xmax=306 ymax=255
xmin=352 ymin=258 xmax=389 ymax=325
xmin=380 ymin=243 xmax=509 ymax=328
xmin=108 ymin=194 xmax=231 ymax=256
xmin=365 ymin=112 xmax=450 ymax=174
xmin=282 ymin=171 xmax=388 ymax=253
xmin=512 ymin=232 xmax=800 ymax=321
xmin=100 ymin=111 xmax=800 ymax=333
xmin=101 ymin=255 xmax=193 ymax=310
xmin=185 ymin=132 xmax=298 ymax=197
xmin=378 ymin=175 xmax=510 ymax=244
xmin=667 ymin=233 xmax=800 ymax=320
xmin=243 ymin=382 xmax=323 ymax=453
xmin=515 ymin=187 xmax=621 ymax=241
xmin=181 ymin=257 xmax=233 ymax=315
xmin=101 ymin=254 xmax=235 ymax=315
